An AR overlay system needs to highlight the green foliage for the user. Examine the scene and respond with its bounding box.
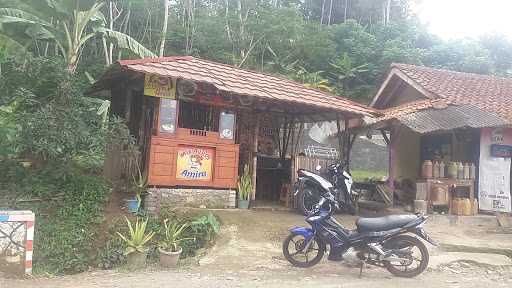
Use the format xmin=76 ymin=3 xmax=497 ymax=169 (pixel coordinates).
xmin=159 ymin=219 xmax=193 ymax=252
xmin=178 ymin=212 xmax=220 ymax=258
xmin=116 ymin=217 xmax=156 ymax=255
xmin=0 ymin=56 xmax=131 ymax=275
xmin=237 ymin=164 xmax=252 ymax=201
xmin=7 ymin=165 xmax=113 ymax=275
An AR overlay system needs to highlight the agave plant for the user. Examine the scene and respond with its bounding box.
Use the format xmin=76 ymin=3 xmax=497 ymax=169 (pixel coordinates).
xmin=132 ymin=160 xmax=147 ymax=207
xmin=237 ymin=164 xmax=252 ymax=201
xmin=117 ymin=217 xmax=155 ymax=255
xmin=159 ymin=219 xmax=194 ymax=253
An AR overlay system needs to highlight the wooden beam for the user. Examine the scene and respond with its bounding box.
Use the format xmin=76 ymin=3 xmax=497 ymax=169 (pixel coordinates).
xmin=336 ymin=114 xmax=344 ymax=162
xmin=251 ymin=113 xmax=261 ymax=201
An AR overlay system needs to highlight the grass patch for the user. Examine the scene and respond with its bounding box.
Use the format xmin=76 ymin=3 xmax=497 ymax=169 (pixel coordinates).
xmin=351 ymin=170 xmax=387 ymax=182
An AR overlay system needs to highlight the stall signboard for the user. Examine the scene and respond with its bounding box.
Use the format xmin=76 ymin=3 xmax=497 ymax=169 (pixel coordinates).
xmin=490 ymin=144 xmax=512 ymax=158
xmin=144 ymin=74 xmax=176 ymax=99
xmin=176 ymin=146 xmax=214 ymax=181
xmin=479 ymin=128 xmax=512 ymax=212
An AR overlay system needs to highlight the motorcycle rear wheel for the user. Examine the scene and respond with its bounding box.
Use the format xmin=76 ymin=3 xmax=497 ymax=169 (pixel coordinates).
xmin=282 ymin=233 xmax=325 ymax=268
xmin=383 ymin=234 xmax=429 ymax=278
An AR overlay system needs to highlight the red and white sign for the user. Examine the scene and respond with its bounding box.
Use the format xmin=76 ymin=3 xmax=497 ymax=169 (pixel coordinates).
xmin=479 ymin=128 xmax=512 ymax=212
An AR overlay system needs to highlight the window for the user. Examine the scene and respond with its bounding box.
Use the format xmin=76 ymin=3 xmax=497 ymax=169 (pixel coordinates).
xmin=159 ymin=99 xmax=177 ymax=134
xmin=219 ymin=110 xmax=236 ymax=139
xmin=178 ymin=101 xmax=219 ymax=131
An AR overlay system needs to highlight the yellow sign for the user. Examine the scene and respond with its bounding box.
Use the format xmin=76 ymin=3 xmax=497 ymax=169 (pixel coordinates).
xmin=176 ymin=146 xmax=214 ymax=181
xmin=144 ymin=74 xmax=176 ymax=99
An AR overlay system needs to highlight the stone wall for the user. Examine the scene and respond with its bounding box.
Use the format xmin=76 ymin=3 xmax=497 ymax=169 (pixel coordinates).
xmin=145 ymin=188 xmax=236 ymax=214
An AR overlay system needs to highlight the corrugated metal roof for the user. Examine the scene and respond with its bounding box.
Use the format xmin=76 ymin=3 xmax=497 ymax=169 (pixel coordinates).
xmin=90 ymin=56 xmax=376 ymax=118
xmin=395 ymin=104 xmax=509 ymax=134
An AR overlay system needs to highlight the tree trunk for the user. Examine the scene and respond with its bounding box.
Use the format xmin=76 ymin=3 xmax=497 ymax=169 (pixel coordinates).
xmin=159 ymin=0 xmax=170 ymax=57
xmin=344 ymin=0 xmax=348 ymax=22
xmin=384 ymin=0 xmax=391 ymax=25
xmin=108 ymin=1 xmax=114 ymax=64
xmin=320 ymin=0 xmax=325 ymax=24
xmin=327 ymin=0 xmax=333 ymax=25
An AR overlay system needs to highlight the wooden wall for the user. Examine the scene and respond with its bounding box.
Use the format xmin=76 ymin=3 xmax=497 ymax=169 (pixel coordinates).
xmin=148 ymin=128 xmax=239 ymax=188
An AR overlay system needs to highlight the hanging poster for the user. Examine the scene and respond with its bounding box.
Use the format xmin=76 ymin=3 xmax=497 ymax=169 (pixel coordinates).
xmin=144 ymin=74 xmax=176 ymax=99
xmin=479 ymin=128 xmax=512 ymax=212
xmin=176 ymin=146 xmax=214 ymax=181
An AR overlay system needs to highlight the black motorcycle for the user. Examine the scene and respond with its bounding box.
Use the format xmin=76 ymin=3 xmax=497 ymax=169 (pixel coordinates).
xmin=283 ymin=192 xmax=437 ymax=278
xmin=294 ymin=162 xmax=358 ymax=215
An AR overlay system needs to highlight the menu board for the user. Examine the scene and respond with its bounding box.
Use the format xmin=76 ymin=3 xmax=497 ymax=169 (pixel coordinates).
xmin=176 ymin=146 xmax=214 ymax=181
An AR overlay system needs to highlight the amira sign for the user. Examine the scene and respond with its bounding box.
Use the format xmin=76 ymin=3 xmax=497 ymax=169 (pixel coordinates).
xmin=176 ymin=146 xmax=214 ymax=181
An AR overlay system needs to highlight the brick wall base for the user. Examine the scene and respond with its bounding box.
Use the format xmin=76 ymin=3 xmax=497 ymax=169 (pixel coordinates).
xmin=145 ymin=188 xmax=236 ymax=214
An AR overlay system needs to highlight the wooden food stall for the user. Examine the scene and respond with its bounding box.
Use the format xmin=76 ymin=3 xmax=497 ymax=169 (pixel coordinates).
xmin=88 ymin=56 xmax=375 ymax=211
xmin=146 ymin=78 xmax=239 ymax=189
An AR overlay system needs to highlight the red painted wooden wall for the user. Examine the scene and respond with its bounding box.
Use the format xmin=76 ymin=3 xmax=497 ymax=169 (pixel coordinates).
xmin=148 ymin=128 xmax=239 ymax=188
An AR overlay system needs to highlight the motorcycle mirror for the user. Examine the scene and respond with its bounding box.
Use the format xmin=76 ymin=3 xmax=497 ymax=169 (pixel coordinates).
xmin=315 ymin=165 xmax=322 ymax=171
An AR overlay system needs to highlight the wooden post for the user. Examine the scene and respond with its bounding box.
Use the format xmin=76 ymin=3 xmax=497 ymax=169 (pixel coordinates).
xmin=251 ymin=113 xmax=260 ymax=201
xmin=388 ymin=125 xmax=401 ymax=193
xmin=125 ymin=88 xmax=133 ymax=122
xmin=336 ymin=114 xmax=344 ymax=161
xmin=344 ymin=116 xmax=350 ymax=166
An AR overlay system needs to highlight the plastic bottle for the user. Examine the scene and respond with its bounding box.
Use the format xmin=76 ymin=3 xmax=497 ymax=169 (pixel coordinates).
xmin=448 ymin=162 xmax=458 ymax=179
xmin=422 ymin=160 xmax=433 ymax=178
xmin=439 ymin=161 xmax=445 ymax=178
xmin=469 ymin=163 xmax=476 ymax=179
xmin=457 ymin=162 xmax=464 ymax=179
xmin=433 ymin=161 xmax=440 ymax=178
xmin=463 ymin=163 xmax=470 ymax=179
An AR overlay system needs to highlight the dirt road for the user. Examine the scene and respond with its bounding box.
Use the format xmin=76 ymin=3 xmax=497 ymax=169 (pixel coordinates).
xmin=2 ymin=210 xmax=512 ymax=288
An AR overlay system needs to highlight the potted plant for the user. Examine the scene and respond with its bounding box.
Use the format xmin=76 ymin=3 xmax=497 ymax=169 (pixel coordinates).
xmin=125 ymin=163 xmax=147 ymax=213
xmin=237 ymin=164 xmax=252 ymax=209
xmin=158 ymin=219 xmax=193 ymax=268
xmin=117 ymin=217 xmax=155 ymax=270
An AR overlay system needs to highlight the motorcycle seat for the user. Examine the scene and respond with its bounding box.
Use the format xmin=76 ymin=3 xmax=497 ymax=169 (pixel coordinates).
xmin=356 ymin=215 xmax=418 ymax=233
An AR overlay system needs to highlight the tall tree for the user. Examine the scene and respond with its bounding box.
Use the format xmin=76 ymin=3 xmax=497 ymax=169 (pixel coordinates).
xmin=159 ymin=0 xmax=170 ymax=57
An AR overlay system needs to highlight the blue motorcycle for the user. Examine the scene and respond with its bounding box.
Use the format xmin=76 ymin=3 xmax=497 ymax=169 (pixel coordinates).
xmin=283 ymin=190 xmax=437 ymax=278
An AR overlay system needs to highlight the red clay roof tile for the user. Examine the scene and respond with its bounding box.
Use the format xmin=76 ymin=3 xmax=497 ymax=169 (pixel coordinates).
xmin=388 ymin=64 xmax=512 ymax=122
xmin=115 ymin=56 xmax=376 ymax=117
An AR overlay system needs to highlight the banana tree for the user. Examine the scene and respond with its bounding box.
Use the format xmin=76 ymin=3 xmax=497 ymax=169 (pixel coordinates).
xmin=0 ymin=0 xmax=155 ymax=73
xmin=329 ymin=52 xmax=369 ymax=93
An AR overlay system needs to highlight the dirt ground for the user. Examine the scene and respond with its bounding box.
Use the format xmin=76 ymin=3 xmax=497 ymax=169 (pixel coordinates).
xmin=2 ymin=210 xmax=512 ymax=288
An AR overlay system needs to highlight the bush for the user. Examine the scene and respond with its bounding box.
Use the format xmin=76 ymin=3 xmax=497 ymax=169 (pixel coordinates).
xmin=0 ymin=161 xmax=111 ymax=274
xmin=97 ymin=211 xmax=221 ymax=269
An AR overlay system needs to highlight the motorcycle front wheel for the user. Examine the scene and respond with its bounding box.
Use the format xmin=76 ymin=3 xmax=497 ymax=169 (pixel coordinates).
xmin=282 ymin=233 xmax=325 ymax=268
xmin=382 ymin=234 xmax=429 ymax=278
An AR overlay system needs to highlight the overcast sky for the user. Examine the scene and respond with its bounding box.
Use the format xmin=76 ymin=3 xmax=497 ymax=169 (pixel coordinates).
xmin=414 ymin=0 xmax=512 ymax=39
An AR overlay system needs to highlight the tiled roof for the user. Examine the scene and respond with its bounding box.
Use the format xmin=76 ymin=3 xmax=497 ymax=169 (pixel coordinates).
xmin=389 ymin=64 xmax=512 ymax=122
xmin=97 ymin=56 xmax=376 ymax=117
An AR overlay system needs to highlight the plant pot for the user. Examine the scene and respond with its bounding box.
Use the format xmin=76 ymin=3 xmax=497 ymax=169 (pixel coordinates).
xmin=238 ymin=199 xmax=250 ymax=209
xmin=126 ymin=251 xmax=147 ymax=270
xmin=159 ymin=247 xmax=182 ymax=268
xmin=124 ymin=198 xmax=140 ymax=213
